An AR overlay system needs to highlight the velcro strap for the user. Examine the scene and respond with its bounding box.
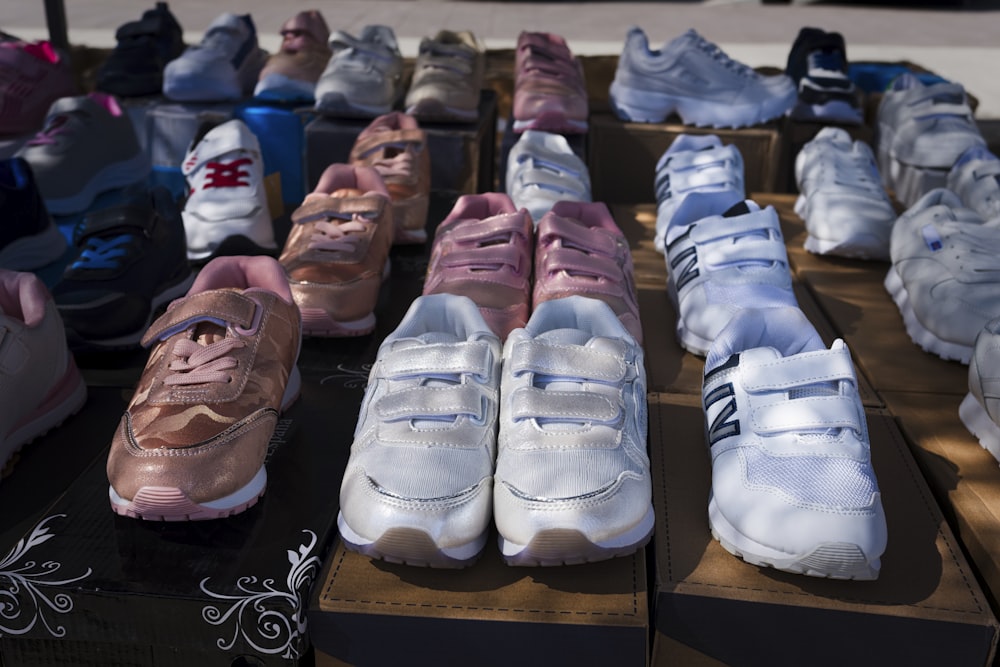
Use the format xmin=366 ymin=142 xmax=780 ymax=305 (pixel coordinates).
xmin=752 ymin=395 xmax=862 ymax=434
xmin=540 ymin=247 xmax=620 ymax=280
xmin=381 ymin=341 xmax=492 ymax=379
xmin=375 ymin=384 xmax=484 ymax=421
xmin=702 ymin=239 xmax=788 ymax=267
xmin=446 ymin=214 xmax=527 ymax=244
xmin=538 ymin=216 xmax=617 ymax=255
xmin=291 ymin=194 xmax=387 ymax=225
xmin=911 ymin=102 xmax=974 ymax=120
xmin=518 ymin=167 xmax=587 ymax=195
xmin=441 ymin=247 xmax=522 ymax=271
xmin=75 ymin=204 xmax=154 ymax=244
xmin=690 ymin=209 xmax=779 ymax=244
xmin=141 ymin=291 xmax=256 ymax=347
xmin=350 ymin=128 xmax=426 ymax=161
xmin=509 ymin=339 xmax=625 ymax=382
xmin=742 ymin=347 xmax=856 ymax=391
xmin=511 ymin=387 xmax=619 ymax=422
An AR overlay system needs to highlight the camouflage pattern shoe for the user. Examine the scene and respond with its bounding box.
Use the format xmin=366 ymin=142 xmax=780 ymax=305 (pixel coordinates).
xmin=106 ymin=255 xmax=302 ymax=521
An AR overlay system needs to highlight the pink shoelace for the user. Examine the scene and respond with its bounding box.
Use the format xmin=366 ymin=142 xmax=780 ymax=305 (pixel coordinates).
xmin=307 ymin=215 xmax=373 ymax=252
xmin=164 ymin=337 xmax=245 ymax=386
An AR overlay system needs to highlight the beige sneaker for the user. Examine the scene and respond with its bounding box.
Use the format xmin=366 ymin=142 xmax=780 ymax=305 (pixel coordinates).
xmin=280 ymin=164 xmax=393 ymax=337
xmin=106 ymin=255 xmax=302 ymax=521
xmin=349 ymin=112 xmax=430 ymax=245
xmin=0 ymin=270 xmax=87 ymax=470
xmin=404 ymin=30 xmax=484 ymax=123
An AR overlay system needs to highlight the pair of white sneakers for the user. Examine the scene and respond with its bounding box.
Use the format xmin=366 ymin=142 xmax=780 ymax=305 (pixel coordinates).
xmin=338 ymin=293 xmax=653 ymax=568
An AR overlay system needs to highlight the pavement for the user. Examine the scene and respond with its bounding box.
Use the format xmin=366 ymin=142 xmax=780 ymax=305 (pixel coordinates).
xmin=6 ymin=1 xmax=1000 ymax=119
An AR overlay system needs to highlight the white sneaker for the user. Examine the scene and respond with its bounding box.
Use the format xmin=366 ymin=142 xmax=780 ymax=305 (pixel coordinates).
xmin=947 ymin=145 xmax=1000 ymax=222
xmin=665 ymin=194 xmax=798 ymax=357
xmin=181 ymin=119 xmax=276 ymax=263
xmin=337 ymin=293 xmax=501 ymax=568
xmin=960 ymin=317 xmax=1000 ymax=465
xmin=794 ymin=127 xmax=897 ymax=260
xmin=609 ymin=26 xmax=797 ymax=128
xmin=884 ymin=188 xmax=1000 ymax=363
xmin=876 ymin=72 xmax=986 ymax=207
xmin=505 ymin=129 xmax=591 ymax=224
xmin=653 ymin=134 xmax=745 ymax=253
xmin=314 ymin=25 xmax=404 ymax=118
xmin=163 ymin=13 xmax=269 ymax=102
xmin=494 ymin=295 xmax=653 ymax=566
xmin=703 ymin=307 xmax=887 ymax=580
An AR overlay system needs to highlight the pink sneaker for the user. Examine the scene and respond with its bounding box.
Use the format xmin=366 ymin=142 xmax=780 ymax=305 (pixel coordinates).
xmin=0 ymin=40 xmax=76 ymax=137
xmin=423 ymin=193 xmax=533 ymax=341
xmin=512 ymin=32 xmax=588 ymax=135
xmin=533 ymin=201 xmax=643 ymax=343
xmin=349 ymin=112 xmax=430 ymax=245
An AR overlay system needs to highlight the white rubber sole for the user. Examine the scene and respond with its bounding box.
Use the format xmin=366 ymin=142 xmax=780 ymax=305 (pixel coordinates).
xmin=610 ymin=79 xmax=793 ymax=129
xmin=959 ymin=392 xmax=1000 ymax=465
xmin=883 ymin=266 xmax=973 ymax=363
xmin=337 ymin=512 xmax=487 ymax=569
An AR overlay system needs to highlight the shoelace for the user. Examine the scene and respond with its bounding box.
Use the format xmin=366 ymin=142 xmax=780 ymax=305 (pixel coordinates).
xmin=25 ymin=113 xmax=74 ymax=146
xmin=71 ymin=234 xmax=131 ymax=270
xmin=371 ymin=148 xmax=415 ymax=180
xmin=202 ymin=158 xmax=252 ymax=189
xmin=308 ymin=214 xmax=373 ymax=252
xmin=164 ymin=336 xmax=245 ymax=386
xmin=693 ymin=35 xmax=757 ymax=78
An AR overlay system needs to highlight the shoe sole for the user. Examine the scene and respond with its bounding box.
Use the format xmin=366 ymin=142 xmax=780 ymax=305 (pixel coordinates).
xmin=337 ymin=512 xmax=487 ymax=569
xmin=709 ymin=495 xmax=880 ymax=580
xmin=959 ymin=392 xmax=1000 ymax=465
xmin=44 ymin=152 xmax=152 ymax=216
xmin=610 ymin=79 xmax=794 ymax=129
xmin=497 ymin=504 xmax=655 ymax=567
xmin=0 ymin=221 xmax=66 ymax=270
xmin=107 ymin=366 xmax=302 ymax=521
xmin=406 ymin=99 xmax=478 ymax=124
xmin=883 ymin=266 xmax=974 ymax=363
xmin=315 ymin=92 xmax=392 ymax=119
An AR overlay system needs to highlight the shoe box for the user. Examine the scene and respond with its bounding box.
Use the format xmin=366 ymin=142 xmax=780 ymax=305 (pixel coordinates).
xmin=611 ymin=200 xmax=999 ymax=665
xmin=303 ymin=89 xmax=498 ymax=197
xmin=587 ymin=112 xmax=787 ymax=205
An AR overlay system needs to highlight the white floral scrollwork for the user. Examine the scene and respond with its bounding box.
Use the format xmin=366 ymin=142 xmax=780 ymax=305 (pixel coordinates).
xmin=319 ymin=363 xmax=372 ymax=389
xmin=0 ymin=514 xmax=93 ymax=637
xmin=200 ymin=529 xmax=321 ymax=659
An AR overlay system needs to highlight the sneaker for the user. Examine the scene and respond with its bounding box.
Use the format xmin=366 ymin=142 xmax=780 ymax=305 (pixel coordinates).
xmin=0 ymin=39 xmax=77 ymax=137
xmin=348 ymin=112 xmax=430 ymax=245
xmin=163 ymin=12 xmax=268 ymax=102
xmin=653 ymin=134 xmax=745 ymax=254
xmin=665 ymin=194 xmax=798 ymax=357
xmin=279 ymin=163 xmax=393 ymax=337
xmin=52 ymin=184 xmax=195 ymax=351
xmin=884 ymin=188 xmax=1000 ymax=363
xmin=961 ymin=317 xmax=1000 ymax=465
xmin=947 ymin=145 xmax=1000 ymax=222
xmin=785 ymin=27 xmax=863 ymax=125
xmin=0 ymin=269 xmax=87 ymax=470
xmin=703 ymin=306 xmax=887 ymax=580
xmin=0 ymin=157 xmax=65 ymax=270
xmin=254 ymin=10 xmax=332 ymax=102
xmin=337 ymin=293 xmax=502 ymax=568
xmin=181 ymin=118 xmax=276 ymax=263
xmin=534 ymin=201 xmax=642 ymax=344
xmin=876 ymin=72 xmax=985 ymax=207
xmin=422 ymin=192 xmax=532 ymax=341
xmin=506 ymin=129 xmax=591 ymax=223
xmin=106 ymin=254 xmax=302 ymax=521
xmin=15 ymin=92 xmax=151 ymax=216
xmin=495 ymin=295 xmax=653 ymax=566
xmin=96 ymin=2 xmax=185 ymax=98
xmin=314 ymin=25 xmax=403 ymax=119
xmin=404 ymin=30 xmax=485 ymax=123
xmin=609 ymin=27 xmax=796 ymax=128
xmin=794 ymin=126 xmax=896 ymax=260
xmin=512 ymin=31 xmax=588 ymax=135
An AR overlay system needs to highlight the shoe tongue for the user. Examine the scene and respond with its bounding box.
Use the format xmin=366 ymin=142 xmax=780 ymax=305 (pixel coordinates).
xmin=536 ymin=327 xmax=592 ymax=346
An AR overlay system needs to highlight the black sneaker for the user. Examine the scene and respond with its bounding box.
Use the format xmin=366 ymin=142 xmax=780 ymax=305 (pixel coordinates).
xmin=0 ymin=157 xmax=66 ymax=271
xmin=52 ymin=184 xmax=195 ymax=350
xmin=96 ymin=2 xmax=185 ymax=98
xmin=785 ymin=27 xmax=863 ymax=125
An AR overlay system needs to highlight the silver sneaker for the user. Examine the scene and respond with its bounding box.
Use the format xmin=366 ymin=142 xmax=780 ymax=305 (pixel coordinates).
xmin=315 ymin=25 xmax=403 ymax=118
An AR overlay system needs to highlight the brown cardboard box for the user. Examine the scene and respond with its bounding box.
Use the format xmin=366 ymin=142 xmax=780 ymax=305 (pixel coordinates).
xmin=647 ymin=393 xmax=999 ymax=666
xmin=588 ymin=112 xmax=784 ymax=205
xmin=308 ymin=540 xmax=649 ymax=667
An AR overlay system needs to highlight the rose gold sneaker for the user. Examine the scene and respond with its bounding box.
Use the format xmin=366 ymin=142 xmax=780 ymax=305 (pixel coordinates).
xmin=349 ymin=112 xmax=430 ymax=245
xmin=106 ymin=255 xmax=302 ymax=521
xmin=423 ymin=192 xmax=532 ymax=341
xmin=0 ymin=270 xmax=87 ymax=470
xmin=280 ymin=163 xmax=393 ymax=337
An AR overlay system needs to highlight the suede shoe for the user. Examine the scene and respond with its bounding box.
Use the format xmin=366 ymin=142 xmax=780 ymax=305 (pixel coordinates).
xmin=107 ymin=255 xmax=302 ymax=521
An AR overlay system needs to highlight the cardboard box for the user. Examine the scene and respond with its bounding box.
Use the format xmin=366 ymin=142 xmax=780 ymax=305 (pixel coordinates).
xmin=303 ymin=90 xmax=497 ymax=196
xmin=648 ymin=392 xmax=999 ymax=666
xmin=587 ymin=112 xmax=784 ymax=205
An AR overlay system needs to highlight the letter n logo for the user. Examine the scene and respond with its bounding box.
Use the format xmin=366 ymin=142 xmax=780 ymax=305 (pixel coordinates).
xmin=704 ymin=382 xmax=739 ymax=445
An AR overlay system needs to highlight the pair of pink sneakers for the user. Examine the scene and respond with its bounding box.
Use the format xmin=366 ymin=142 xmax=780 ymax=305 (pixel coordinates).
xmin=423 ymin=193 xmax=642 ymax=344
